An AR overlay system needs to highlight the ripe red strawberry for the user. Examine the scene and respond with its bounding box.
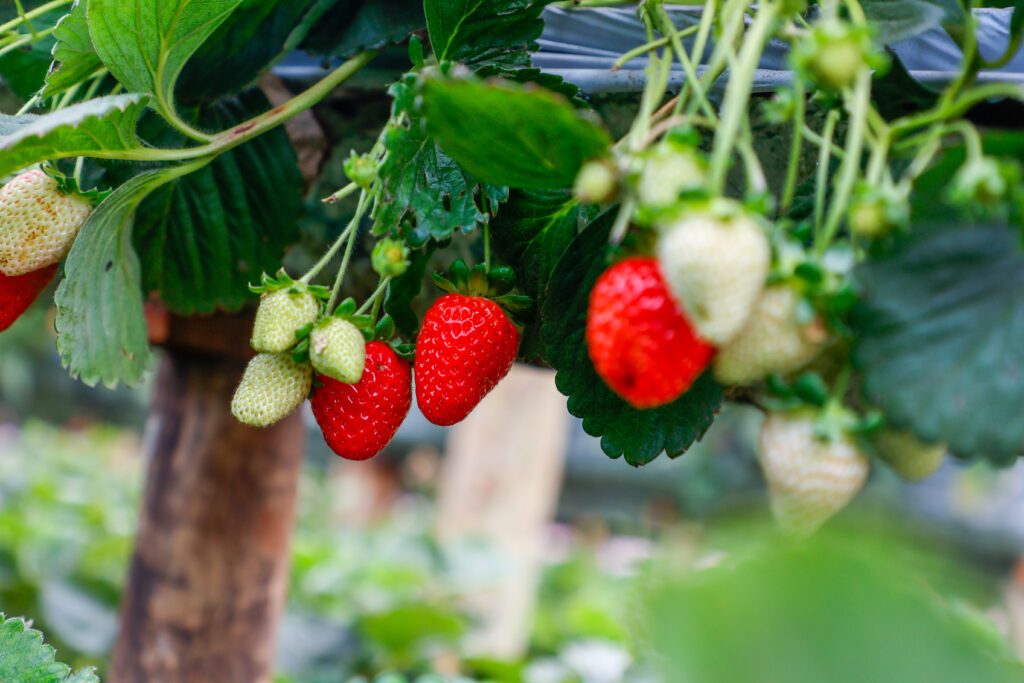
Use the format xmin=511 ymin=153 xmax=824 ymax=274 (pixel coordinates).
xmin=311 ymin=341 xmax=412 ymax=460
xmin=586 ymin=257 xmax=715 ymax=409
xmin=0 ymin=263 xmax=58 ymax=333
xmin=415 ymin=293 xmax=519 ymax=426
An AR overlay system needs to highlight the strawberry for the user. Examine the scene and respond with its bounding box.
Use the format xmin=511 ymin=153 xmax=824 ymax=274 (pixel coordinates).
xmin=309 ymin=317 xmax=366 ymax=384
xmin=251 ymin=286 xmax=321 ymax=353
xmin=586 ymin=257 xmax=715 ymax=409
xmin=415 ymin=293 xmax=519 ymax=426
xmin=656 ymin=203 xmax=770 ymax=345
xmin=0 ymin=264 xmax=58 ymax=332
xmin=713 ymin=285 xmax=824 ymax=385
xmin=758 ymin=411 xmax=870 ymax=536
xmin=311 ymin=341 xmax=412 ymax=460
xmin=873 ymin=429 xmax=946 ymax=481
xmin=0 ymin=170 xmax=92 ymax=276
xmin=230 ymin=353 xmax=312 ymax=427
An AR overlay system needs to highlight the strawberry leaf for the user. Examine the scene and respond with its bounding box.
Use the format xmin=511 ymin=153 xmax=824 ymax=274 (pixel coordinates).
xmin=419 ymin=75 xmax=611 ymax=190
xmin=0 ymin=94 xmax=148 ymax=179
xmin=42 ymin=0 xmax=103 ymax=97
xmin=491 ymin=189 xmax=596 ymax=299
xmin=853 ymin=225 xmax=1024 ymax=463
xmin=87 ymin=0 xmax=243 ymax=120
xmin=425 ymin=0 xmax=548 ymax=69
xmin=0 ymin=614 xmax=98 ymax=683
xmin=121 ymin=90 xmax=303 ymax=314
xmin=301 ymin=0 xmax=425 ymax=58
xmin=373 ymin=73 xmax=508 ymax=246
xmin=54 ymin=167 xmax=184 ymax=387
xmin=541 ymin=210 xmax=722 ymax=466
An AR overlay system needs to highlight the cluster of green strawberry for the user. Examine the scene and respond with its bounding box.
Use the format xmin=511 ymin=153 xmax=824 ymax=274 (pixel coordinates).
xmin=230 ymin=261 xmax=521 ymax=460
xmin=0 ymin=170 xmax=93 ymax=333
xmin=577 ymin=143 xmax=945 ymax=535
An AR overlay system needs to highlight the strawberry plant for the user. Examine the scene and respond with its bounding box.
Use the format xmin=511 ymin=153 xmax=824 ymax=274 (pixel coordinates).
xmin=5 ymin=0 xmax=1024 ymax=677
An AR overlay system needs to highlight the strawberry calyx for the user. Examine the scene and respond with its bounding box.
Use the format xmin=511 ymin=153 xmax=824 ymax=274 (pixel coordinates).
xmin=293 ymin=297 xmax=374 ymax=363
xmin=249 ymin=268 xmax=330 ymax=299
xmin=41 ymin=165 xmax=109 ymax=205
xmin=430 ymin=259 xmax=532 ymax=314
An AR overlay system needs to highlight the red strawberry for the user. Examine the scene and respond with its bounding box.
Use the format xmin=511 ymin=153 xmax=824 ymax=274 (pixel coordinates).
xmin=415 ymin=293 xmax=519 ymax=426
xmin=586 ymin=257 xmax=715 ymax=409
xmin=0 ymin=264 xmax=58 ymax=332
xmin=311 ymin=341 xmax=412 ymax=460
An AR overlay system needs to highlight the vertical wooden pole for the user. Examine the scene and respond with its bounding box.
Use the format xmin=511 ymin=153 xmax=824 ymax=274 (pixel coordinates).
xmin=109 ymin=315 xmax=305 ymax=683
xmin=435 ymin=364 xmax=570 ymax=658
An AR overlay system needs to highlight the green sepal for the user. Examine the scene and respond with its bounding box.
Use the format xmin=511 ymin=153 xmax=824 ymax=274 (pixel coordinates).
xmin=374 ymin=314 xmax=397 ymax=342
xmin=449 ymin=259 xmax=471 ymax=289
xmin=372 ymin=238 xmax=411 ymax=277
xmin=292 ymin=337 xmax=311 ymax=364
xmin=794 ymin=261 xmax=824 ymax=285
xmin=42 ymin=165 xmax=110 ymax=205
xmin=488 ymin=265 xmax=516 ymax=295
xmin=493 ymin=294 xmax=533 ymax=313
xmin=408 ymin=34 xmax=424 ymax=68
xmin=792 ymin=371 xmax=829 ymax=407
xmin=294 ymin=321 xmax=315 ymax=342
xmin=343 ymin=150 xmax=378 ymax=189
xmin=249 ymin=269 xmax=330 ymax=298
xmin=334 ymin=298 xmax=357 ymax=317
xmin=394 ymin=342 xmax=416 ymax=360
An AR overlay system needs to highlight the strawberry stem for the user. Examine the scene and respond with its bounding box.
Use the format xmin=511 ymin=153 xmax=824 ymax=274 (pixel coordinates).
xmin=0 ymin=0 xmax=69 ymax=36
xmin=326 ymin=191 xmax=372 ymax=312
xmin=354 ymin=277 xmax=392 ymax=316
xmin=483 ymin=222 xmax=491 ymax=271
xmin=300 ymin=189 xmax=369 ymax=286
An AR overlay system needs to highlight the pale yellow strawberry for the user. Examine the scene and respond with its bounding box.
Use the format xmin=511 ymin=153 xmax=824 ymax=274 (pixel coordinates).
xmin=310 ymin=318 xmax=366 ymax=383
xmin=635 ymin=142 xmax=705 ymax=209
xmin=0 ymin=170 xmax=92 ymax=276
xmin=713 ymin=285 xmax=824 ymax=385
xmin=250 ymin=288 xmax=320 ymax=353
xmin=759 ymin=412 xmax=870 ymax=536
xmin=874 ymin=429 xmax=946 ymax=481
xmin=656 ymin=205 xmax=770 ymax=345
xmin=231 ymin=353 xmax=312 ymax=427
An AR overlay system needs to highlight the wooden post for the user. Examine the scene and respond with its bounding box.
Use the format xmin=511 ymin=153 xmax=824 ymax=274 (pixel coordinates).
xmin=435 ymin=364 xmax=570 ymax=658
xmin=109 ymin=314 xmax=305 ymax=683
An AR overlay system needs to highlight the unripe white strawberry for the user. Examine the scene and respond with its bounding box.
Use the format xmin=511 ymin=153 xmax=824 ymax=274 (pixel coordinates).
xmin=231 ymin=353 xmax=312 ymax=427
xmin=635 ymin=142 xmax=704 ymax=209
xmin=713 ymin=285 xmax=824 ymax=385
xmin=573 ymin=159 xmax=617 ymax=204
xmin=0 ymin=170 xmax=92 ymax=276
xmin=656 ymin=205 xmax=770 ymax=345
xmin=251 ymin=287 xmax=320 ymax=353
xmin=874 ymin=429 xmax=946 ymax=481
xmin=310 ymin=318 xmax=366 ymax=383
xmin=759 ymin=412 xmax=870 ymax=536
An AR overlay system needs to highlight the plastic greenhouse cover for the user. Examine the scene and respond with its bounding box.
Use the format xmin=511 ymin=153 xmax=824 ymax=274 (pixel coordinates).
xmin=535 ymin=5 xmax=1024 ymax=94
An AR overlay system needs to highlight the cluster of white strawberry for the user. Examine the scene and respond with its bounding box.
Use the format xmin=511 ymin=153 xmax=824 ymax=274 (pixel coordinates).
xmin=577 ymin=139 xmax=947 ymax=536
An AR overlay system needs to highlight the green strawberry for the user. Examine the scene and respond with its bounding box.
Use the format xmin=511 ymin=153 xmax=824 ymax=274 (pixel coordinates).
xmin=713 ymin=285 xmax=824 ymax=385
xmin=874 ymin=429 xmax=946 ymax=481
xmin=310 ymin=317 xmax=367 ymax=384
xmin=231 ymin=353 xmax=312 ymax=427
xmin=251 ymin=287 xmax=320 ymax=353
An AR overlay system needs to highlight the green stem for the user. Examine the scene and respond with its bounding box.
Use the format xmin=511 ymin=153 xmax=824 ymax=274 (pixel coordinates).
xmin=15 ymin=93 xmax=40 ymax=115
xmin=980 ymin=25 xmax=1024 ymax=69
xmin=300 ymin=191 xmax=369 ymax=285
xmin=889 ymin=82 xmax=1024 ymax=143
xmin=0 ymin=0 xmax=69 ymax=36
xmin=0 ymin=26 xmax=54 ymax=59
xmin=708 ymin=2 xmax=779 ymax=193
xmin=611 ymin=24 xmax=699 ymax=70
xmin=354 ymin=277 xmax=392 ymax=316
xmin=781 ymin=79 xmax=806 ymax=213
xmin=323 ymin=181 xmax=359 ymax=204
xmin=156 ymin=99 xmax=214 ymax=144
xmin=819 ymin=70 xmax=871 ymax=254
xmin=690 ymin=0 xmax=751 ymax=114
xmin=13 ymin=0 xmax=38 ymax=40
xmin=327 ymin=192 xmax=372 ymax=312
xmin=814 ymin=109 xmax=840 ymax=237
xmin=483 ymin=222 xmax=491 ymax=271
xmin=653 ymin=5 xmax=714 ymax=120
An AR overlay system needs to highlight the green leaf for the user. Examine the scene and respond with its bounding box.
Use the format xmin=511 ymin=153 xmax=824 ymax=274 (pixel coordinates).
xmin=374 ymin=74 xmax=508 ymax=246
xmin=490 ymin=188 xmax=594 ymax=299
xmin=0 ymin=93 xmax=148 ymax=178
xmin=42 ymin=0 xmax=103 ymax=97
xmin=420 ymin=75 xmax=611 ymax=190
xmin=87 ymin=0 xmax=244 ymax=113
xmin=301 ymin=0 xmax=425 ymax=58
xmin=425 ymin=0 xmax=547 ymax=68
xmin=0 ymin=33 xmax=57 ymax=101
xmin=385 ymin=244 xmax=434 ymax=338
xmin=853 ymin=225 xmax=1024 ymax=462
xmin=175 ymin=0 xmax=319 ymax=102
xmin=54 ymin=166 xmax=193 ymax=387
xmin=541 ymin=210 xmax=722 ymax=466
xmin=0 ymin=614 xmax=99 ymax=682
xmin=126 ymin=90 xmax=304 ymax=314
